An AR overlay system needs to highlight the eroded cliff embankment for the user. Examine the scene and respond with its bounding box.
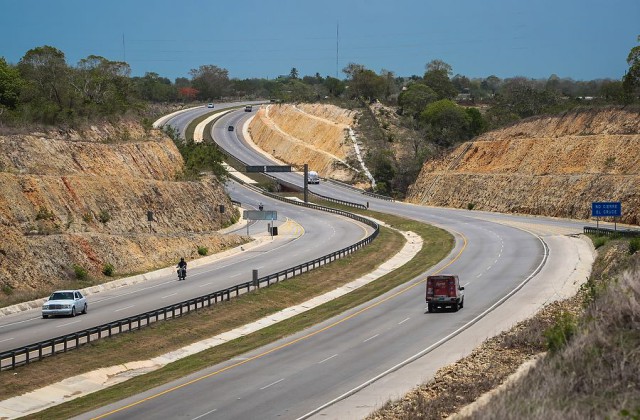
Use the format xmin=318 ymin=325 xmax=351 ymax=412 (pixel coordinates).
xmin=247 ymin=103 xmax=361 ymax=183
xmin=0 ymin=122 xmax=243 ymax=301
xmin=407 ymin=108 xmax=640 ymax=225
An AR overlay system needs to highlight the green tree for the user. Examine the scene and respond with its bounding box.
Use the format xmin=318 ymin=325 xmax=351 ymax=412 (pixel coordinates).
xmin=398 ymin=83 xmax=438 ymax=117
xmin=342 ymin=63 xmax=386 ymax=101
xmin=420 ymin=99 xmax=472 ymax=147
xmin=289 ymin=67 xmax=299 ymax=79
xmin=600 ymin=80 xmax=625 ymax=102
xmin=133 ymin=72 xmax=176 ymax=102
xmin=0 ymin=57 xmax=23 ymax=109
xmin=425 ymin=59 xmax=452 ymax=75
xmin=72 ymin=55 xmax=132 ymax=113
xmin=368 ymin=149 xmax=396 ymax=195
xmin=481 ymin=75 xmax=502 ymax=96
xmin=323 ymin=76 xmax=345 ymax=97
xmin=622 ymin=35 xmax=640 ymax=103
xmin=493 ymin=77 xmax=561 ymax=118
xmin=379 ymin=69 xmax=397 ymax=100
xmin=423 ymin=59 xmax=457 ymax=100
xmin=465 ymin=107 xmax=488 ymax=136
xmin=189 ymin=65 xmax=230 ymax=100
xmin=18 ymin=45 xmax=70 ymax=109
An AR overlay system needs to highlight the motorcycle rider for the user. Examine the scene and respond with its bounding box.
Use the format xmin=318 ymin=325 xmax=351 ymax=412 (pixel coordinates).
xmin=177 ymin=257 xmax=187 ymax=279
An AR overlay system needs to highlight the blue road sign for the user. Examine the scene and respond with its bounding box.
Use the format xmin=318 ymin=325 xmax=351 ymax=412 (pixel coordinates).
xmin=591 ymin=202 xmax=621 ymax=217
xmin=243 ymin=210 xmax=277 ymax=220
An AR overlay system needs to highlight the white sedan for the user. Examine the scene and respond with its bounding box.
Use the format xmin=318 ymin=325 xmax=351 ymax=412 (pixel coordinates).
xmin=42 ymin=290 xmax=88 ymax=318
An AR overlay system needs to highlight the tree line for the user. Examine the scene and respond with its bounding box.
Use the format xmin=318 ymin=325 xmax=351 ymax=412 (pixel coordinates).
xmin=1 ymin=40 xmax=638 ymax=128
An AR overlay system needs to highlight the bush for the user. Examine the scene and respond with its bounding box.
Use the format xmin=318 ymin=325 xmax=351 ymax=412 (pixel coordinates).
xmin=98 ymin=209 xmax=111 ymax=224
xmin=35 ymin=206 xmax=54 ymax=220
xmin=545 ymin=311 xmax=577 ymax=354
xmin=72 ymin=264 xmax=88 ymax=280
xmin=102 ymin=263 xmax=114 ymax=277
xmin=197 ymin=246 xmax=208 ymax=256
xmin=467 ymin=203 xmax=475 ymax=210
xmin=593 ymin=236 xmax=607 ymax=249
xmin=629 ymin=238 xmax=640 ymax=255
xmin=2 ymin=284 xmax=14 ymax=296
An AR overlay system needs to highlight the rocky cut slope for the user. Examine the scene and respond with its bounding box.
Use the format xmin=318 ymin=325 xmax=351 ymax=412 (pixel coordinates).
xmin=0 ymin=122 xmax=244 ymax=304
xmin=247 ymin=103 xmax=364 ymax=183
xmin=407 ymin=107 xmax=640 ymax=225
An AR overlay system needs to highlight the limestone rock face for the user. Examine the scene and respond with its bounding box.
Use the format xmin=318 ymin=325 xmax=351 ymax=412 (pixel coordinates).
xmin=406 ymin=108 xmax=640 ymax=225
xmin=0 ymin=122 xmax=242 ymax=301
xmin=248 ymin=104 xmax=361 ymax=182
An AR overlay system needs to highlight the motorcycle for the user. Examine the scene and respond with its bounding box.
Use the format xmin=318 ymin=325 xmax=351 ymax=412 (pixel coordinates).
xmin=177 ymin=266 xmax=187 ymax=281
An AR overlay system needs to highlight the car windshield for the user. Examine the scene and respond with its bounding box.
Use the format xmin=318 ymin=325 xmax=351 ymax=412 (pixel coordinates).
xmin=50 ymin=292 xmax=73 ymax=300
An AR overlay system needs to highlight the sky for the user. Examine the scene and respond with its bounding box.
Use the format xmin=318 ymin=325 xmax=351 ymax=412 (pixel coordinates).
xmin=1 ymin=0 xmax=638 ymax=82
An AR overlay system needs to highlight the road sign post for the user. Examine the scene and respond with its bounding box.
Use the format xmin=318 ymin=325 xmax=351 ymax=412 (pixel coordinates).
xmin=591 ymin=202 xmax=622 ymax=232
xmin=243 ymin=210 xmax=278 ymax=237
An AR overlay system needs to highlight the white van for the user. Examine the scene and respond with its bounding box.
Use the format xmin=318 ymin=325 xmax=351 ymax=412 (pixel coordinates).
xmin=307 ymin=171 xmax=320 ymax=184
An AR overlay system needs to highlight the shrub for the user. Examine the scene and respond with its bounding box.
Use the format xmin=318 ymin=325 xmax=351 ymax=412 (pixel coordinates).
xmin=98 ymin=209 xmax=111 ymax=223
xmin=35 ymin=206 xmax=54 ymax=220
xmin=197 ymin=246 xmax=208 ymax=256
xmin=467 ymin=203 xmax=475 ymax=210
xmin=102 ymin=263 xmax=114 ymax=277
xmin=72 ymin=264 xmax=88 ymax=280
xmin=545 ymin=311 xmax=577 ymax=354
xmin=629 ymin=238 xmax=640 ymax=255
xmin=593 ymin=236 xmax=607 ymax=249
xmin=82 ymin=212 xmax=93 ymax=223
xmin=2 ymin=284 xmax=14 ymax=296
xmin=141 ymin=117 xmax=153 ymax=133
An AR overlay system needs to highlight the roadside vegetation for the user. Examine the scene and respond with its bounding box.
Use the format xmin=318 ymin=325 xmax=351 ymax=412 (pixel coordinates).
xmin=369 ymin=235 xmax=640 ymax=419
xmin=2 ymin=38 xmax=639 ymax=199
xmin=2 ymin=209 xmax=452 ymax=420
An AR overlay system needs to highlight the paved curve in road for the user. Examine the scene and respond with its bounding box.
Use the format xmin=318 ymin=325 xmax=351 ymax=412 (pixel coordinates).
xmin=71 ymin=107 xmax=593 ymax=419
xmin=0 ymin=178 xmax=373 ymax=353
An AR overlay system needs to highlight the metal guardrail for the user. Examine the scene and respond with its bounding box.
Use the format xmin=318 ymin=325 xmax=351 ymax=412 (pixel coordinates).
xmin=327 ymin=179 xmax=394 ymax=202
xmin=583 ymin=226 xmax=640 ymax=237
xmin=0 ymin=195 xmax=379 ymax=370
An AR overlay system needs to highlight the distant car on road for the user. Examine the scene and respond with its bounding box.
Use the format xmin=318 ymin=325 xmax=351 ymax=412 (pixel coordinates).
xmin=42 ymin=290 xmax=87 ymax=318
xmin=228 ymin=125 xmax=234 ymax=131
xmin=207 ymin=103 xmax=214 ymax=108
xmin=244 ymin=105 xmax=253 ymax=112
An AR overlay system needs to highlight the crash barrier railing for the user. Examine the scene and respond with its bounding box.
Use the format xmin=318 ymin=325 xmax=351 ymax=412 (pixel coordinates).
xmin=272 ymin=175 xmax=368 ymax=210
xmin=583 ymin=226 xmax=640 ymax=238
xmin=326 ymin=179 xmax=394 ymax=202
xmin=0 ymin=197 xmax=378 ymax=370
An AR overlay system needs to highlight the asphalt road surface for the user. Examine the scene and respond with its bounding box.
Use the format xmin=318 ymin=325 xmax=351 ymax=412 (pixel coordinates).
xmin=71 ymin=107 xmax=591 ymax=419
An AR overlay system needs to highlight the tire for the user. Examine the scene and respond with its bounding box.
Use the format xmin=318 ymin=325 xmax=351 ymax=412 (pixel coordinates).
xmin=452 ymin=302 xmax=459 ymax=312
xmin=42 ymin=314 xmax=48 ymax=319
xmin=82 ymin=304 xmax=88 ymax=314
xmin=70 ymin=307 xmax=76 ymax=317
xmin=427 ymin=303 xmax=433 ymax=313
xmin=460 ymin=298 xmax=464 ymax=309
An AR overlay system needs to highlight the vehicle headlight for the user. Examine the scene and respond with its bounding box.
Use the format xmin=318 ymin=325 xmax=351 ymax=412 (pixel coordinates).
xmin=42 ymin=305 xmax=48 ymax=309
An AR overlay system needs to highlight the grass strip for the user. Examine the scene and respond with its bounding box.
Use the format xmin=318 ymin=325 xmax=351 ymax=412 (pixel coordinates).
xmin=8 ymin=210 xmax=451 ymax=419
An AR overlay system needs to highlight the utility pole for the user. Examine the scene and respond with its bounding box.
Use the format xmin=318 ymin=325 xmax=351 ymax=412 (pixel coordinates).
xmin=336 ymin=22 xmax=339 ymax=78
xmin=304 ymin=163 xmax=309 ymax=203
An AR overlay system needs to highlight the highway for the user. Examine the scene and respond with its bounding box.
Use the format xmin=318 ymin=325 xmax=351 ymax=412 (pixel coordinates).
xmin=72 ymin=107 xmax=590 ymax=419
xmin=0 ymin=172 xmax=374 ymax=353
